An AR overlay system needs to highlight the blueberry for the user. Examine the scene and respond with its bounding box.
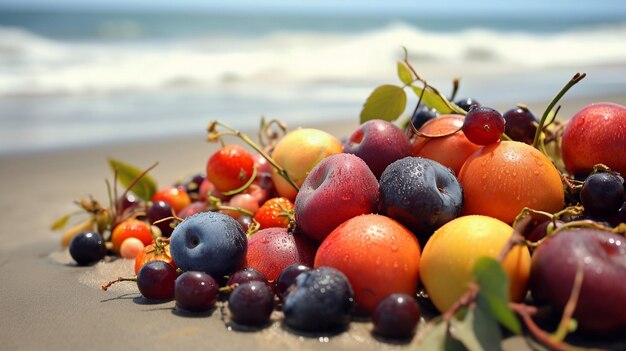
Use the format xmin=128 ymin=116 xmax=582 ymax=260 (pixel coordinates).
xmin=580 ymin=172 xmax=625 ymax=216
xmin=283 ymin=267 xmax=354 ymax=333
xmin=69 ymin=231 xmax=106 ymax=266
xmin=169 ymin=211 xmax=247 ymax=277
xmin=379 ymin=157 xmax=463 ymax=246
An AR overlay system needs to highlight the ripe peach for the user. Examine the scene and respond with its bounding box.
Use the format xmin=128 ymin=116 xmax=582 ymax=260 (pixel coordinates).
xmin=111 ymin=218 xmax=153 ymax=254
xmin=420 ymin=215 xmax=531 ymax=313
xmin=314 ymin=214 xmax=421 ymax=314
xmin=270 ymin=128 xmax=343 ymax=201
xmin=458 ymin=141 xmax=564 ymax=224
xmin=411 ymin=114 xmax=480 ymax=175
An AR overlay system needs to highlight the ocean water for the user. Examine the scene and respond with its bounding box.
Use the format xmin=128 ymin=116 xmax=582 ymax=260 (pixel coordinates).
xmin=1 ymin=9 xmax=626 ymax=154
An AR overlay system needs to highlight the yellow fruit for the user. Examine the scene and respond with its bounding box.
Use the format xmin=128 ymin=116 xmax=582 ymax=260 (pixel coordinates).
xmin=270 ymin=128 xmax=343 ymax=201
xmin=420 ymin=215 xmax=531 ymax=313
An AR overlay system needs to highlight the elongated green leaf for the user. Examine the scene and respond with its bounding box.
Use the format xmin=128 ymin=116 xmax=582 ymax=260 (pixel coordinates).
xmin=450 ymin=305 xmax=502 ymax=351
xmin=108 ymin=158 xmax=158 ymax=201
xmin=410 ymin=85 xmax=466 ymax=115
xmin=360 ymin=84 xmax=407 ymax=123
xmin=472 ymin=257 xmax=522 ymax=334
xmin=50 ymin=213 xmax=71 ymax=231
xmin=397 ymin=61 xmax=414 ymax=86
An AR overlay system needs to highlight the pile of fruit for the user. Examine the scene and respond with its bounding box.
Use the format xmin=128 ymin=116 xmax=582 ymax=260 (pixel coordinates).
xmin=54 ymin=54 xmax=626 ymax=349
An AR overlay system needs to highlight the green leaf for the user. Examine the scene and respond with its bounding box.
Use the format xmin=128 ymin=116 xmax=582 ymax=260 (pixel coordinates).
xmin=397 ymin=61 xmax=413 ymax=86
xmin=450 ymin=305 xmax=503 ymax=351
xmin=414 ymin=319 xmax=467 ymax=351
xmin=359 ymin=84 xmax=407 ymax=123
xmin=50 ymin=214 xmax=71 ymax=231
xmin=472 ymin=257 xmax=522 ymax=334
xmin=108 ymin=158 xmax=158 ymax=201
xmin=410 ymin=84 xmax=466 ymax=115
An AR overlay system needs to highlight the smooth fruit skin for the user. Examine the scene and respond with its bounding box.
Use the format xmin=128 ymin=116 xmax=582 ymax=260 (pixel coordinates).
xmin=458 ymin=141 xmax=564 ymax=224
xmin=343 ymin=119 xmax=412 ymax=179
xmin=111 ymin=218 xmax=153 ymax=254
xmin=206 ymin=144 xmax=255 ymax=194
xmin=152 ymin=186 xmax=191 ymax=214
xmin=420 ymin=215 xmax=531 ymax=313
xmin=314 ymin=214 xmax=421 ymax=314
xmin=530 ymin=229 xmax=626 ymax=334
xmin=561 ymin=102 xmax=626 ymax=176
xmin=245 ymin=227 xmax=317 ymax=283
xmin=169 ymin=212 xmax=247 ymax=277
xmin=69 ymin=231 xmax=106 ymax=266
xmin=270 ymin=128 xmax=343 ymax=201
xmin=295 ymin=153 xmax=379 ymax=242
xmin=411 ymin=114 xmax=480 ymax=175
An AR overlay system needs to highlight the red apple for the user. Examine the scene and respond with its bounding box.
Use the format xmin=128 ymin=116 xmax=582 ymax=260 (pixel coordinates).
xmin=561 ymin=102 xmax=626 ymax=177
xmin=343 ymin=119 xmax=412 ymax=179
xmin=295 ymin=153 xmax=379 ymax=242
xmin=529 ymin=228 xmax=626 ymax=334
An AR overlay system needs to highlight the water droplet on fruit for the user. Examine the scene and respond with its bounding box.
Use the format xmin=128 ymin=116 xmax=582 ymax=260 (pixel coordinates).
xmin=390 ymin=244 xmax=398 ymax=252
xmin=482 ymin=174 xmax=487 ymax=180
xmin=512 ymin=172 xmax=517 ymax=178
xmin=342 ymin=194 xmax=352 ymax=201
xmin=533 ymin=170 xmax=540 ymax=176
xmin=319 ymin=337 xmax=330 ymax=343
xmin=481 ymin=159 xmax=488 ymax=166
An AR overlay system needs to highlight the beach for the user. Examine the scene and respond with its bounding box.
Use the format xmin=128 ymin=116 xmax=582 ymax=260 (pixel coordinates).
xmin=1 ymin=91 xmax=625 ymax=350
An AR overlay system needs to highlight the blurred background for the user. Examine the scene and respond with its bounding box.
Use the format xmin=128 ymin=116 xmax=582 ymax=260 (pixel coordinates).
xmin=1 ymin=0 xmax=625 ymax=154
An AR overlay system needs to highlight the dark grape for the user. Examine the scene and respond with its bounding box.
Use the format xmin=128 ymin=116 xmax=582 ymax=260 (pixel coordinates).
xmin=580 ymin=172 xmax=625 ymax=216
xmin=136 ymin=260 xmax=177 ymax=300
xmin=69 ymin=231 xmax=106 ymax=266
xmin=410 ymin=105 xmax=439 ymax=130
xmin=502 ymin=105 xmax=538 ymax=145
xmin=147 ymin=200 xmax=176 ymax=237
xmin=175 ymin=271 xmax=219 ymax=312
xmin=184 ymin=174 xmax=206 ymax=201
xmin=462 ymin=106 xmax=505 ymax=145
xmin=118 ymin=193 xmax=140 ymax=214
xmin=228 ymin=281 xmax=275 ymax=326
xmin=275 ymin=264 xmax=311 ymax=300
xmin=372 ymin=293 xmax=420 ymax=339
xmin=227 ymin=268 xmax=268 ymax=287
xmin=454 ymin=97 xmax=480 ymax=112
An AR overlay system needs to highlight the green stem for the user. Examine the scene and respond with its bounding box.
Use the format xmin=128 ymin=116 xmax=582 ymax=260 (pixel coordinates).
xmin=209 ymin=121 xmax=300 ymax=192
xmin=532 ymin=73 xmax=586 ymax=149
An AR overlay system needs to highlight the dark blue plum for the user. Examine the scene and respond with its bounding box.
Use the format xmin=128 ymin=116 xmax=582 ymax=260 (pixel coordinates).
xmin=379 ymin=157 xmax=463 ymax=246
xmin=283 ymin=267 xmax=354 ymax=333
xmin=69 ymin=231 xmax=106 ymax=266
xmin=169 ymin=211 xmax=247 ymax=277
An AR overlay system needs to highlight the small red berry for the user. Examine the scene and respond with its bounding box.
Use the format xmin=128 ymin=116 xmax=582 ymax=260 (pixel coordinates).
xmin=206 ymin=145 xmax=255 ymax=194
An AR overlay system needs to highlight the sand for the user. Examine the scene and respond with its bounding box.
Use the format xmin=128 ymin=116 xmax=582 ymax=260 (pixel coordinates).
xmin=1 ymin=93 xmax=625 ymax=350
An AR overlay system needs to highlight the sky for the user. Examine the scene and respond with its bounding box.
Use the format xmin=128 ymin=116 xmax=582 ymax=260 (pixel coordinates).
xmin=1 ymin=0 xmax=626 ymax=18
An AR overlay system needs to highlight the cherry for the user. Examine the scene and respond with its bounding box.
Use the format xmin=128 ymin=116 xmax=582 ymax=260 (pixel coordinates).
xmin=136 ymin=260 xmax=177 ymax=301
xmin=372 ymin=293 xmax=420 ymax=339
xmin=175 ymin=271 xmax=219 ymax=312
xmin=462 ymin=106 xmax=505 ymax=145
xmin=502 ymin=105 xmax=538 ymax=145
xmin=228 ymin=281 xmax=275 ymax=326
xmin=152 ymin=186 xmax=191 ymax=213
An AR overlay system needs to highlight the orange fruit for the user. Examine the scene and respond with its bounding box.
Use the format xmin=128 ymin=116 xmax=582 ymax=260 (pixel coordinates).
xmin=420 ymin=215 xmax=531 ymax=313
xmin=412 ymin=114 xmax=481 ymax=175
xmin=111 ymin=218 xmax=153 ymax=254
xmin=458 ymin=140 xmax=564 ymax=223
xmin=314 ymin=214 xmax=421 ymax=314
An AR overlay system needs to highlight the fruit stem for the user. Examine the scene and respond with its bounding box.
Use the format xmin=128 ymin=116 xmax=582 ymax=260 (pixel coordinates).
xmin=208 ymin=121 xmax=300 ymax=192
xmin=221 ymin=166 xmax=258 ymax=196
xmin=509 ymin=303 xmax=584 ymax=351
xmin=532 ymin=73 xmax=586 ymax=149
xmin=208 ymin=196 xmax=255 ymax=217
xmin=450 ymin=77 xmax=460 ymax=101
xmin=442 ymin=283 xmax=479 ymax=322
xmin=551 ymin=260 xmax=584 ymax=342
xmin=101 ymin=276 xmax=137 ymax=291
